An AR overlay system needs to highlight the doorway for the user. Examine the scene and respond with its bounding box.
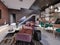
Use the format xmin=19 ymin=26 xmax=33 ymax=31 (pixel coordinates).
xmin=10 ymin=13 xmax=16 ymax=23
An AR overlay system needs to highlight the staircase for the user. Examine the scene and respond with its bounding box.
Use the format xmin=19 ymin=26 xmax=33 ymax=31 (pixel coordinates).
xmin=18 ymin=14 xmax=36 ymax=26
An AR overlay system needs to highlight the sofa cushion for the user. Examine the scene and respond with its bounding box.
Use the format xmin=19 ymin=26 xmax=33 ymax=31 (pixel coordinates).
xmin=22 ymin=25 xmax=33 ymax=30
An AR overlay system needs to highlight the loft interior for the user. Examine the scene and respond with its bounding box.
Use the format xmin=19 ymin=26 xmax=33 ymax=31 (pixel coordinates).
xmin=0 ymin=0 xmax=60 ymax=45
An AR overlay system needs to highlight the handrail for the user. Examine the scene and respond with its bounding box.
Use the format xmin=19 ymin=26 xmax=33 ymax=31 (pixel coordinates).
xmin=18 ymin=14 xmax=36 ymax=26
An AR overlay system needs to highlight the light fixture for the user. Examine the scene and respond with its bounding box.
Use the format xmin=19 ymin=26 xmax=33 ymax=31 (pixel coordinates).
xmin=55 ymin=9 xmax=58 ymax=12
xmin=50 ymin=6 xmax=53 ymax=9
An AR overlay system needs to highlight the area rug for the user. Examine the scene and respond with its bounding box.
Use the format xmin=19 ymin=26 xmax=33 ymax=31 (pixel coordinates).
xmin=0 ymin=33 xmax=43 ymax=45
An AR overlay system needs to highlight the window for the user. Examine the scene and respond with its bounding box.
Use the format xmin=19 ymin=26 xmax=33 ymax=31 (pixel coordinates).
xmin=0 ymin=10 xmax=1 ymax=19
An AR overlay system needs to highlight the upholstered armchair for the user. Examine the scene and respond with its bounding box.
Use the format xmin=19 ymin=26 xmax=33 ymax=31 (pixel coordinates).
xmin=15 ymin=21 xmax=35 ymax=44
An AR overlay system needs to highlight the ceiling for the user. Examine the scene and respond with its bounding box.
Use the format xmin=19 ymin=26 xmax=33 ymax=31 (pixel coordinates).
xmin=1 ymin=0 xmax=60 ymax=11
xmin=30 ymin=0 xmax=60 ymax=11
xmin=1 ymin=0 xmax=35 ymax=10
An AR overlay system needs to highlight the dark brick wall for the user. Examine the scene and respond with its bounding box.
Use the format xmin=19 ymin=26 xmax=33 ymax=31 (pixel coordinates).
xmin=0 ymin=1 xmax=9 ymax=25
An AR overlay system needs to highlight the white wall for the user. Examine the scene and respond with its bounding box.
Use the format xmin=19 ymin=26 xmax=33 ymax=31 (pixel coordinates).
xmin=10 ymin=14 xmax=14 ymax=23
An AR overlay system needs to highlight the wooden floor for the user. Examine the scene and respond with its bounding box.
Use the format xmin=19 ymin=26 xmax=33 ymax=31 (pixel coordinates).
xmin=0 ymin=33 xmax=15 ymax=45
xmin=0 ymin=33 xmax=43 ymax=45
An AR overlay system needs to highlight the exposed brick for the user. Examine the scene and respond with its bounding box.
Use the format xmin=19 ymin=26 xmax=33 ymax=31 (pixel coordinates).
xmin=0 ymin=1 xmax=9 ymax=25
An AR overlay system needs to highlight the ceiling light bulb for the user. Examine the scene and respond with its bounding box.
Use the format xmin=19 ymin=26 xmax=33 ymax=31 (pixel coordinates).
xmin=50 ymin=6 xmax=53 ymax=9
xmin=55 ymin=9 xmax=57 ymax=12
